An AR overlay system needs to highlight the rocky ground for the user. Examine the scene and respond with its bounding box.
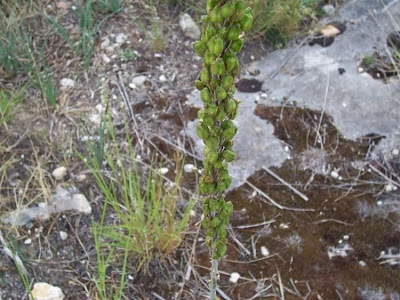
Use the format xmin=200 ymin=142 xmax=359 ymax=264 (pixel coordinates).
xmin=1 ymin=0 xmax=400 ymax=299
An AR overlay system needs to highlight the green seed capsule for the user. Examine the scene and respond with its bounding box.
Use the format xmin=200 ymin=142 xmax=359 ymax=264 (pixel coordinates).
xmin=209 ymin=125 xmax=220 ymax=136
xmin=221 ymin=120 xmax=234 ymax=130
xmin=200 ymin=68 xmax=211 ymax=83
xmin=207 ymin=151 xmax=218 ymax=164
xmin=225 ymin=55 xmax=239 ymax=73
xmin=193 ymin=41 xmax=207 ymax=56
xmin=196 ymin=124 xmax=209 ymax=140
xmin=216 ymin=108 xmax=227 ymax=122
xmin=214 ymin=160 xmax=223 ymax=169
xmin=235 ymin=0 xmax=247 ymax=18
xmin=209 ymin=200 xmax=219 ymax=211
xmin=210 ymin=36 xmax=224 ymax=56
xmin=211 ymin=217 xmax=221 ymax=228
xmin=210 ymin=6 xmax=223 ymax=23
xmin=202 ymin=218 xmax=211 ymax=228
xmin=231 ymin=65 xmax=239 ymax=77
xmin=227 ymin=25 xmax=241 ymax=41
xmin=222 ymin=127 xmax=236 ymax=140
xmin=206 ymin=0 xmax=217 ymax=12
xmin=223 ymin=149 xmax=236 ymax=162
xmin=206 ymin=136 xmax=219 ymax=150
xmin=206 ymin=103 xmax=218 ymax=116
xmin=240 ymin=13 xmax=253 ymax=32
xmin=218 ymin=27 xmax=228 ymax=39
xmin=195 ymin=80 xmax=205 ymax=90
xmin=216 ymin=182 xmax=227 ymax=192
xmin=225 ymin=98 xmax=237 ymax=113
xmin=206 ymin=24 xmax=218 ymax=41
xmin=221 ymin=75 xmax=234 ymax=90
xmin=200 ymin=87 xmax=212 ymax=103
xmin=221 ymin=1 xmax=235 ymax=18
xmin=216 ymin=243 xmax=227 ymax=257
xmin=204 ymin=50 xmax=217 ymax=66
xmin=197 ymin=109 xmax=204 ymax=119
xmin=217 ymin=226 xmax=227 ymax=239
xmin=203 ymin=115 xmax=214 ymax=126
xmin=211 ymin=58 xmax=226 ymax=75
xmin=230 ymin=39 xmax=244 ymax=52
xmin=223 ymin=201 xmax=234 ymax=214
xmin=216 ymin=86 xmax=227 ymax=100
xmin=199 ymin=181 xmax=208 ymax=194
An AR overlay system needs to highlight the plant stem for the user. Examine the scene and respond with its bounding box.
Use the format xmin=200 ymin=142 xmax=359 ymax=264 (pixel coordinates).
xmin=210 ymin=255 xmax=219 ymax=300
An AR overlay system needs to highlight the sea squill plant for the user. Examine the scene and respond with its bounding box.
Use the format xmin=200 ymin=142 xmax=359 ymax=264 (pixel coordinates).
xmin=193 ymin=1 xmax=252 ymax=299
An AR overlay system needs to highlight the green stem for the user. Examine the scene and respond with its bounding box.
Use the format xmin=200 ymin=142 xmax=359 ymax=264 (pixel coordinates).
xmin=210 ymin=256 xmax=219 ymax=300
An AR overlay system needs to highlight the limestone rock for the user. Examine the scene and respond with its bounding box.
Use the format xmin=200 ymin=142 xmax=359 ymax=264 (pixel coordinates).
xmin=52 ymin=167 xmax=67 ymax=181
xmin=31 ymin=282 xmax=64 ymax=300
xmin=179 ymin=13 xmax=200 ymax=40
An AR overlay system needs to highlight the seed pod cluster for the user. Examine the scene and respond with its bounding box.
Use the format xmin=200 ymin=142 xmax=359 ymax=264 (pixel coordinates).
xmin=193 ymin=0 xmax=252 ymax=259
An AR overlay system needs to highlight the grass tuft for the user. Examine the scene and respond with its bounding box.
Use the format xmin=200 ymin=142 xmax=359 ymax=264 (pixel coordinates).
xmin=82 ymin=112 xmax=194 ymax=275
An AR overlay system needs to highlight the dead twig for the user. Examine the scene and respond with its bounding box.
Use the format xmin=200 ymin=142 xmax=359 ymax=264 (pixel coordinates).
xmin=245 ymin=180 xmax=314 ymax=212
xmin=263 ymin=167 xmax=309 ymax=201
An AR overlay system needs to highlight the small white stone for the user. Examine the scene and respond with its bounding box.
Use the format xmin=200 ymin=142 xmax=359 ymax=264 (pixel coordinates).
xmin=52 ymin=167 xmax=67 ymax=181
xmin=95 ymin=104 xmax=104 ymax=114
xmin=261 ymin=93 xmax=268 ymax=99
xmin=250 ymin=55 xmax=255 ymax=60
xmin=59 ymin=78 xmax=75 ymax=90
xmin=343 ymin=235 xmax=349 ymax=240
xmin=115 ymin=33 xmax=127 ymax=45
xmin=72 ymin=194 xmax=92 ymax=214
xmin=377 ymin=200 xmax=383 ymax=206
xmin=159 ymin=167 xmax=169 ymax=175
xmin=129 ymin=83 xmax=137 ymax=89
xmin=127 ymin=275 xmax=134 ymax=280
xmin=100 ymin=37 xmax=110 ymax=49
xmin=330 ymin=170 xmax=339 ymax=179
xmin=102 ymin=54 xmax=111 ymax=64
xmin=31 ymin=282 xmax=65 ymax=300
xmin=322 ymin=4 xmax=335 ymax=16
xmin=76 ymin=174 xmax=87 ymax=182
xmin=179 ymin=13 xmax=201 ymax=40
xmin=342 ymin=102 xmax=348 ymax=108
xmin=279 ymin=223 xmax=289 ymax=229
xmin=154 ymin=53 xmax=162 ymax=58
xmin=59 ymin=231 xmax=68 ymax=240
xmin=131 ymin=75 xmax=147 ymax=87
xmin=284 ymin=146 xmax=289 ymax=152
xmin=359 ymin=260 xmax=367 ymax=267
xmin=229 ymin=272 xmax=241 ymax=283
xmin=260 ymin=246 xmax=269 ymax=257
xmin=159 ymin=74 xmax=167 ymax=82
xmin=189 ymin=210 xmax=196 ymax=217
xmin=392 ymin=148 xmax=399 ymax=156
xmin=24 ymin=238 xmax=32 ymax=245
xmin=358 ymin=67 xmax=364 ymax=73
xmin=184 ymin=164 xmax=196 ymax=173
xmin=385 ymin=183 xmax=396 ymax=193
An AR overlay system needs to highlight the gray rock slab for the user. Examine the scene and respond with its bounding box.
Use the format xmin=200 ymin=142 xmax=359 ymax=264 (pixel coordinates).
xmin=249 ymin=0 xmax=400 ymax=141
xmin=185 ymin=0 xmax=400 ymax=189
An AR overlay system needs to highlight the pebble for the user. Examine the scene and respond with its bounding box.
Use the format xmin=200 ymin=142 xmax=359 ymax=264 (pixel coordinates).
xmin=24 ymin=238 xmax=32 ymax=245
xmin=330 ymin=170 xmax=339 ymax=179
xmin=72 ymin=194 xmax=92 ymax=214
xmin=59 ymin=231 xmax=68 ymax=240
xmin=359 ymin=260 xmax=367 ymax=267
xmin=229 ymin=272 xmax=241 ymax=283
xmin=31 ymin=282 xmax=65 ymax=300
xmin=115 ymin=33 xmax=127 ymax=45
xmin=179 ymin=13 xmax=201 ymax=40
xmin=392 ymin=148 xmax=399 ymax=156
xmin=131 ymin=75 xmax=147 ymax=87
xmin=183 ymin=163 xmax=196 ymax=173
xmin=100 ymin=37 xmax=110 ymax=49
xmin=159 ymin=167 xmax=169 ymax=175
xmin=102 ymin=54 xmax=111 ymax=64
xmin=59 ymin=78 xmax=75 ymax=90
xmin=260 ymin=246 xmax=269 ymax=257
xmin=385 ymin=183 xmax=398 ymax=192
xmin=76 ymin=174 xmax=87 ymax=182
xmin=159 ymin=74 xmax=167 ymax=82
xmin=129 ymin=83 xmax=137 ymax=89
xmin=322 ymin=4 xmax=335 ymax=16
xmin=52 ymin=167 xmax=67 ymax=181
